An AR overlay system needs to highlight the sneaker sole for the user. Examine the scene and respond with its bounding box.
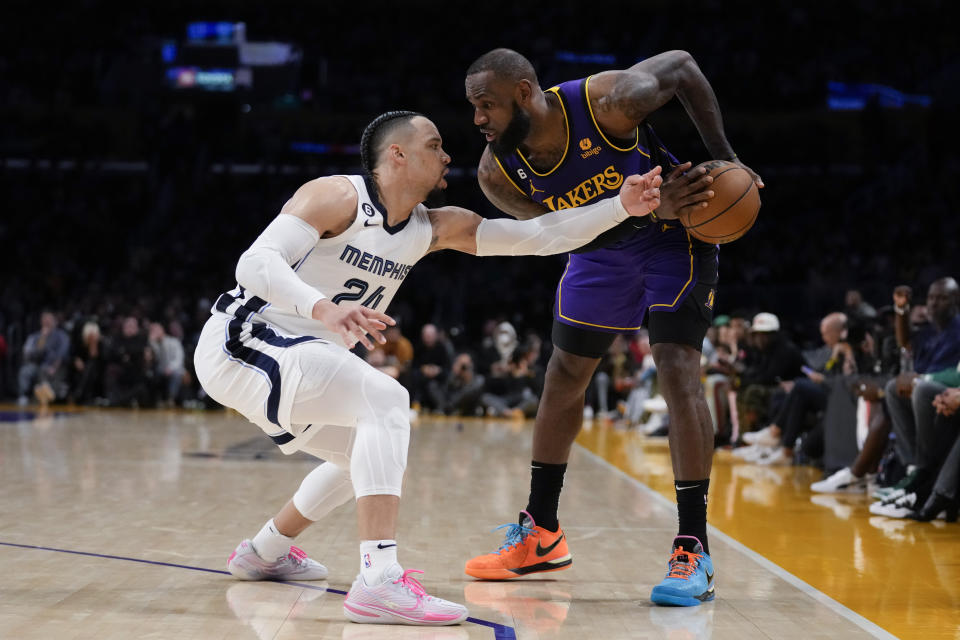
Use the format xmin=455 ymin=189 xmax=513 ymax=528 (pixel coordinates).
xmin=343 ymin=602 xmax=467 ymax=625
xmin=811 ymin=484 xmax=867 ymax=494
xmin=227 ymin=555 xmax=329 ymax=581
xmin=465 ymin=558 xmax=572 ymax=580
xmin=651 ymin=586 xmax=716 ymax=607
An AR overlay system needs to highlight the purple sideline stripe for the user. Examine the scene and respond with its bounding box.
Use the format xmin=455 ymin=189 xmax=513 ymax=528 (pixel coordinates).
xmin=0 ymin=541 xmax=517 ymax=639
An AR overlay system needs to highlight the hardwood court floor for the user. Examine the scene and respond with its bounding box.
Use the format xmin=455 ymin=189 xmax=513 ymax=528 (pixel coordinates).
xmin=0 ymin=407 xmax=953 ymax=639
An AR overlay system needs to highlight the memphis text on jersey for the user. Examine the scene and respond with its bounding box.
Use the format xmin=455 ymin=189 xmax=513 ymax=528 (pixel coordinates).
xmin=538 ymin=165 xmax=624 ymax=212
xmin=339 ymin=244 xmax=414 ymax=281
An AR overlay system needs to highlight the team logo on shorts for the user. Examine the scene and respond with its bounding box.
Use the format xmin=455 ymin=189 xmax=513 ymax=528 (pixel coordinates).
xmin=579 ymin=137 xmax=592 ymax=150
xmin=363 ymin=553 xmax=372 ymax=568
xmin=706 ymin=289 xmax=716 ymax=310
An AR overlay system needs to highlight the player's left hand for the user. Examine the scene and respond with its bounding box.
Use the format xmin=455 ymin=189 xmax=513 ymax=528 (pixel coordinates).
xmin=734 ymin=159 xmax=764 ymax=189
xmin=312 ymin=299 xmax=395 ymax=350
xmin=620 ymin=165 xmax=662 ymax=217
xmin=655 ymin=161 xmax=714 ymax=220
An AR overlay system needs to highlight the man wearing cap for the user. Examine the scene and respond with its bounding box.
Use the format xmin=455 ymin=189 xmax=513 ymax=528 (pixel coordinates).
xmin=739 ymin=312 xmax=851 ymax=464
xmin=736 ymin=312 xmax=805 ymax=434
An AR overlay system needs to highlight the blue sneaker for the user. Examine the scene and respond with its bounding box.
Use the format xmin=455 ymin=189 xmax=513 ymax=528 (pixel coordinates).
xmin=650 ymin=536 xmax=715 ymax=606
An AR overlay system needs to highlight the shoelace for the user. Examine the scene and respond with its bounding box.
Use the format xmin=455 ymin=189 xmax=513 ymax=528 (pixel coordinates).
xmin=287 ymin=545 xmax=309 ymax=566
xmin=664 ymin=547 xmax=703 ymax=581
xmin=393 ymin=569 xmax=430 ymax=600
xmin=492 ymin=522 xmax=535 ymax=553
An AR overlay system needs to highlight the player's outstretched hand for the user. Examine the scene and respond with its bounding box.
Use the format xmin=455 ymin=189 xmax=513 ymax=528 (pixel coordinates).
xmin=620 ymin=165 xmax=662 ymax=218
xmin=312 ymin=299 xmax=395 ymax=350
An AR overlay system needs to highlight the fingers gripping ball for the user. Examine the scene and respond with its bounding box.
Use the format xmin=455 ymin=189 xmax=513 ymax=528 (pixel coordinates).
xmin=679 ymin=160 xmax=761 ymax=244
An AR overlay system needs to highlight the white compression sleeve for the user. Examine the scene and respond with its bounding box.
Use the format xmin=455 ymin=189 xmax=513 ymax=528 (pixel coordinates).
xmin=474 ymin=193 xmax=631 ymax=257
xmin=235 ymin=214 xmax=325 ymax=319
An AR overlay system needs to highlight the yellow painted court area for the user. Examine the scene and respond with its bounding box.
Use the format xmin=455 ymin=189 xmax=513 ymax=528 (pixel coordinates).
xmin=577 ymin=421 xmax=960 ymax=640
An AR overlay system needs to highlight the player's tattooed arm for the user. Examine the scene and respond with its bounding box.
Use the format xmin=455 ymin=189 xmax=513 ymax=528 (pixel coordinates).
xmin=477 ymin=147 xmax=550 ymax=221
xmin=592 ymin=51 xmax=732 ymax=155
xmin=591 ymin=51 xmax=762 ymax=188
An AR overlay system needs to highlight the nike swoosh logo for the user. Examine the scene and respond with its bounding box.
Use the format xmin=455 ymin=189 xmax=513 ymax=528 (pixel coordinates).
xmin=536 ymin=534 xmax=564 ymax=557
xmin=676 ymin=485 xmax=701 ymax=491
xmin=377 ymin=543 xmax=396 ymax=549
xmin=364 ymin=220 xmax=380 ymax=227
xmin=362 ymin=602 xmax=425 ymax=617
xmin=706 ymin=569 xmax=714 ymax=583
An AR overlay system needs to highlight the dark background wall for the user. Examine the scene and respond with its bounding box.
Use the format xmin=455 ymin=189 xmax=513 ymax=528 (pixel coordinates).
xmin=1 ymin=0 xmax=957 ymax=348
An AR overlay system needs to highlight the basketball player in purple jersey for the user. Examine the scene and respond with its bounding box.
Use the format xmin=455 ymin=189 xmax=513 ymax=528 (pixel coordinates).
xmin=463 ymin=49 xmax=762 ymax=606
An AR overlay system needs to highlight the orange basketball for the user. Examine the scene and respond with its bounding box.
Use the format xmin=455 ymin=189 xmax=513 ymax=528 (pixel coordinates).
xmin=678 ymin=160 xmax=760 ymax=244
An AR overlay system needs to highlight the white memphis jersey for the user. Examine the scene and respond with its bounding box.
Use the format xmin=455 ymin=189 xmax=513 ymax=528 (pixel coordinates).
xmin=213 ymin=175 xmax=433 ymax=346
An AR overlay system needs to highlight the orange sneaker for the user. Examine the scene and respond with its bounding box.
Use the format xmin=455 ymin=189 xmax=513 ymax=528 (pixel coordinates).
xmin=465 ymin=511 xmax=572 ymax=580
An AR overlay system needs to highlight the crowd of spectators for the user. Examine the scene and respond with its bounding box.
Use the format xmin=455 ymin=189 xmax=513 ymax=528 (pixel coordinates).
xmin=1 ymin=0 xmax=959 ymax=538
xmin=719 ymin=280 xmax=960 ymax=526
xmin=2 ymin=298 xmax=559 ymax=421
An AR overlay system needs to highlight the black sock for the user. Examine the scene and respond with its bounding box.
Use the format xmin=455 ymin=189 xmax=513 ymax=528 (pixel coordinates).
xmin=525 ymin=460 xmax=566 ymax=532
xmin=676 ymin=479 xmax=710 ymax=554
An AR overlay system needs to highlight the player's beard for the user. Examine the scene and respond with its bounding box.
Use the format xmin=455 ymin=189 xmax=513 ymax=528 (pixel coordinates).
xmin=490 ymin=102 xmax=531 ymax=156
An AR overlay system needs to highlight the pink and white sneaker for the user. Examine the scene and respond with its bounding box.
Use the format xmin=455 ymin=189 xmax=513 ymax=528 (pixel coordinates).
xmin=344 ymin=565 xmax=468 ymax=625
xmin=227 ymin=539 xmax=329 ymax=581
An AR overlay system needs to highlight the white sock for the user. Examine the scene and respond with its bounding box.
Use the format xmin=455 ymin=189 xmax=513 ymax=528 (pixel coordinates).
xmin=360 ymin=539 xmax=398 ymax=584
xmin=251 ymin=519 xmax=294 ymax=561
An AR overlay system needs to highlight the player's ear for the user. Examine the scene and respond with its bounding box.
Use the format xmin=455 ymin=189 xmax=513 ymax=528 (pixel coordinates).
xmin=515 ymin=79 xmax=533 ymax=106
xmin=389 ymin=143 xmax=405 ymax=162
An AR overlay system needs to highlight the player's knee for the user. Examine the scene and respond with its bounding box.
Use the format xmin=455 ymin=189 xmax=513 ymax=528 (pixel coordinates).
xmin=653 ymin=345 xmax=701 ymax=395
xmin=293 ymin=463 xmax=354 ymax=521
xmin=359 ymin=372 xmax=410 ymax=458
xmin=366 ymin=369 xmax=409 ymax=412
xmin=548 ymin=350 xmax=596 ymax=390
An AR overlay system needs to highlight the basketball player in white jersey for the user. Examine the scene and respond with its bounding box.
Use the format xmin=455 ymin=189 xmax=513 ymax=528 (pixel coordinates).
xmin=194 ymin=110 xmax=662 ymax=626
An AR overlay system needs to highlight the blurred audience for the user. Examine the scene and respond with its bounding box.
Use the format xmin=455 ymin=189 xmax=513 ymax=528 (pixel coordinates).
xmin=442 ymin=352 xmax=486 ymax=416
xmin=736 ymin=312 xmax=848 ymax=464
xmin=149 ymin=322 xmax=185 ymax=407
xmin=17 ymin=311 xmax=70 ymax=408
xmin=104 ymin=316 xmax=153 ymax=408
xmin=69 ymin=320 xmax=107 ymax=405
xmin=411 ymin=323 xmax=452 ymax=413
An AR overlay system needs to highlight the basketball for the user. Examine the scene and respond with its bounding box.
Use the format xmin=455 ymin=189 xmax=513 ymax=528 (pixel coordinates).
xmin=678 ymin=160 xmax=761 ymax=244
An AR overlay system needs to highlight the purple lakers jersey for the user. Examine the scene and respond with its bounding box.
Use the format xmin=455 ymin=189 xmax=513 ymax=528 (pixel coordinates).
xmin=491 ymin=75 xmax=719 ymax=334
xmin=493 ymin=76 xmax=679 ymax=243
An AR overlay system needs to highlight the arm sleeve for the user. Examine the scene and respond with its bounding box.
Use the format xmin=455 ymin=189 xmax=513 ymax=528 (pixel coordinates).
xmin=474 ymin=194 xmax=631 ymax=257
xmin=235 ymin=214 xmax=326 ymax=319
